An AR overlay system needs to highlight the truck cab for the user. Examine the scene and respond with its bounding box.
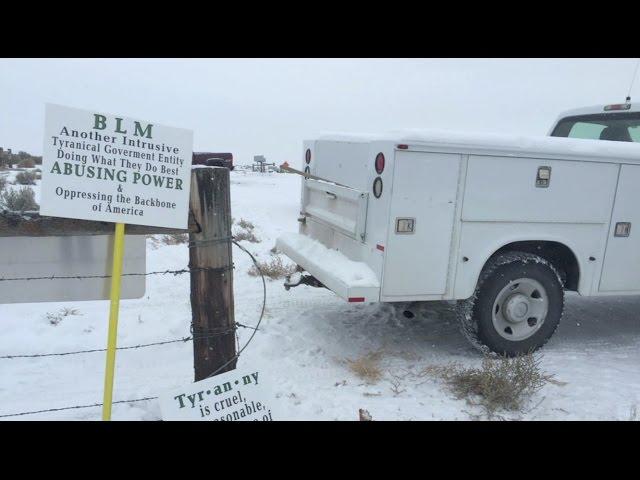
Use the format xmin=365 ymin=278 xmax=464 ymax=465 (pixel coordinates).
xmin=549 ymin=102 xmax=640 ymax=142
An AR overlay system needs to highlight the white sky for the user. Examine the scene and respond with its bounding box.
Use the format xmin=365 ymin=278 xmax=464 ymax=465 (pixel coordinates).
xmin=1 ymin=58 xmax=638 ymax=167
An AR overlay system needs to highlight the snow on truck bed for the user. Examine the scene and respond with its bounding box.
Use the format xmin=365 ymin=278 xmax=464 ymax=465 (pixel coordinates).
xmin=277 ymin=232 xmax=379 ymax=288
xmin=318 ymin=128 xmax=640 ymax=163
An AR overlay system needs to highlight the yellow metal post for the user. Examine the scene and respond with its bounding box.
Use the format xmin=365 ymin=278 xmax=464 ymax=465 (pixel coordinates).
xmin=102 ymin=222 xmax=126 ymax=421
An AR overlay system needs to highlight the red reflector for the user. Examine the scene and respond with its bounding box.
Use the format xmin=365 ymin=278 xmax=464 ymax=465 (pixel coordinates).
xmin=348 ymin=297 xmax=365 ymax=303
xmin=397 ymin=144 xmax=409 ymax=150
xmin=375 ymin=152 xmax=385 ymax=174
xmin=376 ymin=244 xmax=385 ymax=252
xmin=604 ymin=104 xmax=631 ymax=111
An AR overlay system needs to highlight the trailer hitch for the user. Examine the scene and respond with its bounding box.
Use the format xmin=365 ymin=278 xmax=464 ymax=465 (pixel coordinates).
xmin=284 ymin=271 xmax=325 ymax=291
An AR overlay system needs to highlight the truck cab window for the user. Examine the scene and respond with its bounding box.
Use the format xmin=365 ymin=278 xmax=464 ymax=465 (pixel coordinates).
xmin=568 ymin=122 xmax=607 ymax=140
xmin=551 ymin=112 xmax=640 ymax=142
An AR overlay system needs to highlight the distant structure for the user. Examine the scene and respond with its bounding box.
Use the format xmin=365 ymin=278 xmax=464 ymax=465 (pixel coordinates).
xmin=0 ymin=147 xmax=42 ymax=169
xmin=252 ymin=155 xmax=276 ymax=173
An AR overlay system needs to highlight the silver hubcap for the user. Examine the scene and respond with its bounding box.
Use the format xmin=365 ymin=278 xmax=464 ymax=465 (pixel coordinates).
xmin=492 ymin=278 xmax=548 ymax=341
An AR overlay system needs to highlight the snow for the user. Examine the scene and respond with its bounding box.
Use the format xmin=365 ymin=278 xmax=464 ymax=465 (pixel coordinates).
xmin=277 ymin=232 xmax=379 ymax=288
xmin=318 ymin=127 xmax=640 ymax=163
xmin=1 ymin=169 xmax=640 ymax=420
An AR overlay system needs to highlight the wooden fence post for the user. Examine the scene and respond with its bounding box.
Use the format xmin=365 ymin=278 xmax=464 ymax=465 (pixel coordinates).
xmin=189 ymin=167 xmax=237 ymax=381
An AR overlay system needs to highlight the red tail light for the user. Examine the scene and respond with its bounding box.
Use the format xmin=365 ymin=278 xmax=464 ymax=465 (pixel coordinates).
xmin=604 ymin=104 xmax=631 ymax=111
xmin=375 ymin=152 xmax=385 ymax=174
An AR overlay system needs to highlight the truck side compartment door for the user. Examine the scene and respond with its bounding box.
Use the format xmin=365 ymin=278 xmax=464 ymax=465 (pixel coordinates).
xmin=599 ymin=164 xmax=640 ymax=293
xmin=382 ymin=151 xmax=460 ymax=297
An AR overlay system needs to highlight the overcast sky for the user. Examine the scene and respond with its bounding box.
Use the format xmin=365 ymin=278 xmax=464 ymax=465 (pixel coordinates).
xmin=1 ymin=58 xmax=638 ymax=167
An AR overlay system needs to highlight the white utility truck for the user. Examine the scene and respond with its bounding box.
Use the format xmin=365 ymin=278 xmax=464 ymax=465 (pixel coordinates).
xmin=277 ymin=102 xmax=640 ymax=356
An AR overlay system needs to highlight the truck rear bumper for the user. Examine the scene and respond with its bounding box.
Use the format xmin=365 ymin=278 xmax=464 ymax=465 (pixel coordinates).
xmin=276 ymin=232 xmax=380 ymax=303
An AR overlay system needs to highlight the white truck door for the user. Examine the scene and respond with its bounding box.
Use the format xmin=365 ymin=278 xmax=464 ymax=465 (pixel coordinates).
xmin=599 ymin=164 xmax=640 ymax=293
xmin=382 ymin=151 xmax=460 ymax=297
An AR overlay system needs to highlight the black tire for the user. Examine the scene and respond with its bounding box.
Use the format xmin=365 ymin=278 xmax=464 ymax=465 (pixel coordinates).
xmin=456 ymin=251 xmax=564 ymax=357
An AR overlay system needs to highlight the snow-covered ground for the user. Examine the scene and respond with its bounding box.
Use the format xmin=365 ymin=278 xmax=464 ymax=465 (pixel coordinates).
xmin=1 ymin=170 xmax=639 ymax=420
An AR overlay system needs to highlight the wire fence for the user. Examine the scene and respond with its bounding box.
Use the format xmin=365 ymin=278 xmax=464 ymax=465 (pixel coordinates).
xmin=0 ymin=397 xmax=158 ymax=419
xmin=0 ymin=237 xmax=266 ymax=419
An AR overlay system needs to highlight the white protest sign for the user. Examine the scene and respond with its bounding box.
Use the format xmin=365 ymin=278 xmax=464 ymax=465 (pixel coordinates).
xmin=159 ymin=369 xmax=278 ymax=421
xmin=41 ymin=103 xmax=193 ymax=229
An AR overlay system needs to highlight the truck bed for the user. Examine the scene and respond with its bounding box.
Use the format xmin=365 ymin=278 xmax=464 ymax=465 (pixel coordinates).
xmin=276 ymin=232 xmax=379 ymax=302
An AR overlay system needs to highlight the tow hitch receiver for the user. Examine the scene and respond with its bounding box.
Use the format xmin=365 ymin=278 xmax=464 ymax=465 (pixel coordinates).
xmin=284 ymin=271 xmax=325 ymax=291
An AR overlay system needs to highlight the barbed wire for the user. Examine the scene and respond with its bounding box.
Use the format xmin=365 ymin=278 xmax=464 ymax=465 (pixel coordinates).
xmin=0 ymin=397 xmax=158 ymax=419
xmin=0 ymin=237 xmax=234 ymax=282
xmin=0 ymin=326 xmax=253 ymax=360
xmin=0 ymin=266 xmax=233 ymax=282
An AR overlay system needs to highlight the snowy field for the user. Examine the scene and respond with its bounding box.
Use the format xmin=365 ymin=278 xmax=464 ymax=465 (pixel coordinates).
xmin=1 ymin=169 xmax=640 ymax=420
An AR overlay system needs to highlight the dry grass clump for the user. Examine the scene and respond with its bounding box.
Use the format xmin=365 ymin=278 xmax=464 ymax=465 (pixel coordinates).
xmin=346 ymin=350 xmax=385 ymax=384
xmin=248 ymin=255 xmax=297 ymax=280
xmin=159 ymin=233 xmax=189 ymax=245
xmin=237 ymin=218 xmax=255 ymax=230
xmin=234 ymin=229 xmax=260 ymax=243
xmin=0 ymin=187 xmax=39 ymax=212
xmin=14 ymin=170 xmax=37 ymax=185
xmin=18 ymin=158 xmax=36 ymax=168
xmin=233 ymin=218 xmax=260 ymax=243
xmin=424 ymin=354 xmax=548 ymax=416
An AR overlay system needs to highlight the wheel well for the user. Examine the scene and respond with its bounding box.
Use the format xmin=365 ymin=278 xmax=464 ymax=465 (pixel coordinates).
xmin=491 ymin=241 xmax=580 ymax=291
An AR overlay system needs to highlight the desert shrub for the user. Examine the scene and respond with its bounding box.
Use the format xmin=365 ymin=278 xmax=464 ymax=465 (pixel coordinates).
xmin=234 ymin=229 xmax=260 ymax=243
xmin=424 ymin=354 xmax=548 ymax=416
xmin=248 ymin=254 xmax=296 ymax=279
xmin=159 ymin=233 xmax=188 ymax=245
xmin=233 ymin=218 xmax=260 ymax=243
xmin=0 ymin=187 xmax=39 ymax=212
xmin=237 ymin=218 xmax=255 ymax=230
xmin=18 ymin=158 xmax=35 ymax=168
xmin=14 ymin=170 xmax=37 ymax=185
xmin=346 ymin=350 xmax=385 ymax=384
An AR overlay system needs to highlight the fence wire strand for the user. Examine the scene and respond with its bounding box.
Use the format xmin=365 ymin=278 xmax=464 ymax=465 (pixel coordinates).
xmin=0 ymin=266 xmax=233 ymax=283
xmin=0 ymin=397 xmax=158 ymax=419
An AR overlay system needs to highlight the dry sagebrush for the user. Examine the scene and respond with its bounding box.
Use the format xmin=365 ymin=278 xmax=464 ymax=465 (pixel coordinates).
xmin=424 ymin=354 xmax=549 ymax=416
xmin=0 ymin=187 xmax=39 ymax=212
xmin=248 ymin=254 xmax=297 ymax=280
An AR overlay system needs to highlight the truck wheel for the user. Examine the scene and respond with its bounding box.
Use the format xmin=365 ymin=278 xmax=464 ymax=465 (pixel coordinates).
xmin=457 ymin=251 xmax=564 ymax=357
